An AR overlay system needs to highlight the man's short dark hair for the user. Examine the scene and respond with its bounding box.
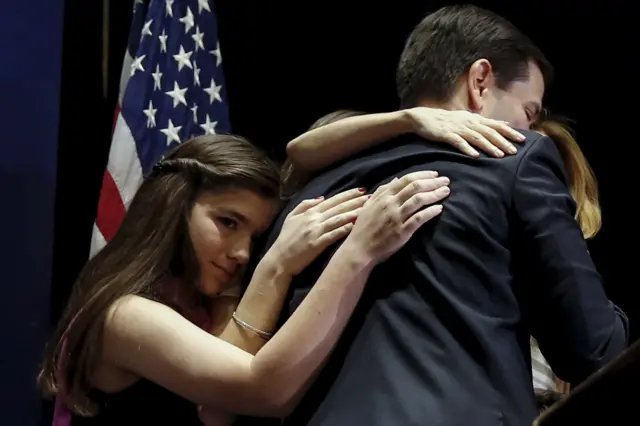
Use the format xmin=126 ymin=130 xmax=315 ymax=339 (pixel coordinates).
xmin=396 ymin=5 xmax=553 ymax=108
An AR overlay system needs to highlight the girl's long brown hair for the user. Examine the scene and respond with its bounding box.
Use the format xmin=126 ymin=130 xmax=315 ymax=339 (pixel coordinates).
xmin=38 ymin=134 xmax=280 ymax=416
xmin=534 ymin=116 xmax=601 ymax=239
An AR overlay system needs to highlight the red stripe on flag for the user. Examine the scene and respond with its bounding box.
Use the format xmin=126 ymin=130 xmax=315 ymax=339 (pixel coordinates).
xmin=95 ymin=170 xmax=126 ymax=242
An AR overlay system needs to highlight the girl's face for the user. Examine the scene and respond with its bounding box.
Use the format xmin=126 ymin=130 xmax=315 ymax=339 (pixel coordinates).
xmin=187 ymin=189 xmax=279 ymax=297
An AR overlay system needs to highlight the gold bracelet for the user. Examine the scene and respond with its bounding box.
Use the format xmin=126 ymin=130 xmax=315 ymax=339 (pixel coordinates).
xmin=231 ymin=312 xmax=274 ymax=340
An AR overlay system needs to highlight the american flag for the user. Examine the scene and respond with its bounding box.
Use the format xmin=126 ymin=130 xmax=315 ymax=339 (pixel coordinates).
xmin=90 ymin=0 xmax=230 ymax=257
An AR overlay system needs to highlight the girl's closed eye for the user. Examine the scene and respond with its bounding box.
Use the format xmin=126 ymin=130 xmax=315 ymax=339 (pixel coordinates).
xmin=217 ymin=217 xmax=238 ymax=230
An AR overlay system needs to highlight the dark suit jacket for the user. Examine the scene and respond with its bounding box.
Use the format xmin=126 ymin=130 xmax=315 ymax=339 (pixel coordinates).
xmin=257 ymin=132 xmax=628 ymax=426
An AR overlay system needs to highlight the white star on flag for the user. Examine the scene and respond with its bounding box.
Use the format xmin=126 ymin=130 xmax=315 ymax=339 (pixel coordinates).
xmin=180 ymin=7 xmax=195 ymax=34
xmin=197 ymin=0 xmax=211 ymax=14
xmin=191 ymin=104 xmax=199 ymax=123
xmin=141 ymin=19 xmax=153 ymax=40
xmin=143 ymin=100 xmax=157 ymax=128
xmin=173 ymin=46 xmax=193 ymax=71
xmin=166 ymin=81 xmax=188 ymax=107
xmin=158 ymin=29 xmax=168 ymax=53
xmin=200 ymin=114 xmax=218 ymax=135
xmin=192 ymin=26 xmax=205 ymax=51
xmin=193 ymin=63 xmax=201 ymax=86
xmin=210 ymin=41 xmax=222 ymax=66
xmin=204 ymin=78 xmax=222 ymax=104
xmin=130 ymin=54 xmax=146 ymax=76
xmin=151 ymin=64 xmax=163 ymax=91
xmin=165 ymin=0 xmax=174 ymax=17
xmin=160 ymin=119 xmax=182 ymax=145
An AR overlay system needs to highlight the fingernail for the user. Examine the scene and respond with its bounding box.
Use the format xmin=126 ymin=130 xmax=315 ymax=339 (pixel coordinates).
xmin=508 ymin=145 xmax=517 ymax=154
xmin=439 ymin=177 xmax=450 ymax=185
xmin=427 ymin=171 xmax=439 ymax=177
xmin=358 ymin=187 xmax=367 ymax=192
xmin=315 ymin=196 xmax=324 ymax=200
xmin=440 ymin=186 xmax=450 ymax=194
xmin=517 ymin=133 xmax=526 ymax=141
xmin=495 ymin=150 xmax=504 ymax=158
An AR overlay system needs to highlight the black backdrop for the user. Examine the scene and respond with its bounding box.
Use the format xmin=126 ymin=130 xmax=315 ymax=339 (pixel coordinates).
xmin=50 ymin=2 xmax=637 ymax=420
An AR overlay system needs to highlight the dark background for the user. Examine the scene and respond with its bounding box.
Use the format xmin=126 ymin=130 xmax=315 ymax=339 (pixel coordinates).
xmin=1 ymin=0 xmax=63 ymax=425
xmin=45 ymin=0 xmax=636 ymax=423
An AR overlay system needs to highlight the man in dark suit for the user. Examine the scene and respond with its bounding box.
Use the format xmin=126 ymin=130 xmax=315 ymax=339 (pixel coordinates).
xmin=258 ymin=5 xmax=628 ymax=426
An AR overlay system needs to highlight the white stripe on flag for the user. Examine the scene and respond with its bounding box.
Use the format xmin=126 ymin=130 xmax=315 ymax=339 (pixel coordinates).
xmin=89 ymin=223 xmax=107 ymax=259
xmin=107 ymin=113 xmax=144 ymax=208
xmin=118 ymin=50 xmax=134 ymax=105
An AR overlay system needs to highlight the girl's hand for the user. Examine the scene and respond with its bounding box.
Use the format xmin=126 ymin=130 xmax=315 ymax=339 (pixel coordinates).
xmin=267 ymin=188 xmax=368 ymax=276
xmin=345 ymin=171 xmax=450 ymax=263
xmin=406 ymin=107 xmax=526 ymax=158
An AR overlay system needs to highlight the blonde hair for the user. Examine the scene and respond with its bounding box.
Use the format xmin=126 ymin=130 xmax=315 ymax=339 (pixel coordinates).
xmin=534 ymin=117 xmax=601 ymax=239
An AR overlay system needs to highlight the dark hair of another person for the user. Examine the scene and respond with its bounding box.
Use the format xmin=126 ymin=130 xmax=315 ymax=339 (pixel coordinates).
xmin=280 ymin=110 xmax=367 ymax=199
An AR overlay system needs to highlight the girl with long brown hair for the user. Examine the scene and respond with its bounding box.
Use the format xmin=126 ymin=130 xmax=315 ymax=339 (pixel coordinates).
xmin=41 ymin=133 xmax=455 ymax=425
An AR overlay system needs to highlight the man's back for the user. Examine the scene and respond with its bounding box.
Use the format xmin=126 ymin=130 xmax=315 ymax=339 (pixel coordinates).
xmin=259 ymin=132 xmax=627 ymax=426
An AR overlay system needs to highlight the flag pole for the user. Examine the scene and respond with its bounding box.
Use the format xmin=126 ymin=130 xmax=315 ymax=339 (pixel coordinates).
xmin=102 ymin=0 xmax=109 ymax=100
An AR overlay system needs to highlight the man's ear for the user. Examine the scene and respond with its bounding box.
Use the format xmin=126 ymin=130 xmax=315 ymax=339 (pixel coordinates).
xmin=466 ymin=59 xmax=495 ymax=113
